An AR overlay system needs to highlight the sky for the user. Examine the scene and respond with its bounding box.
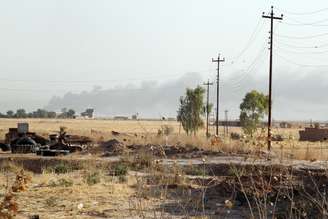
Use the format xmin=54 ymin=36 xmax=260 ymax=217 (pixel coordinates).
xmin=1 ymin=0 xmax=328 ymax=120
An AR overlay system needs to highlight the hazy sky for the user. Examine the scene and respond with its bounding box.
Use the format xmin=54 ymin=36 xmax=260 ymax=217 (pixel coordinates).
xmin=1 ymin=0 xmax=328 ymax=120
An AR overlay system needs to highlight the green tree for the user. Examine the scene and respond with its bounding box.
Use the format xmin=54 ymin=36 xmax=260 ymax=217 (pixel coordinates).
xmin=34 ymin=109 xmax=48 ymax=118
xmin=177 ymin=86 xmax=205 ymax=135
xmin=47 ymin=111 xmax=57 ymax=118
xmin=16 ymin=109 xmax=27 ymax=118
xmin=6 ymin=110 xmax=14 ymax=118
xmin=67 ymin=109 xmax=75 ymax=118
xmin=239 ymin=90 xmax=268 ymax=137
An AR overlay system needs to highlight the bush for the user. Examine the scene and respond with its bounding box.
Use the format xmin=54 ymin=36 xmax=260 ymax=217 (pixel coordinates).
xmin=52 ymin=163 xmax=72 ymax=174
xmin=85 ymin=171 xmax=101 ymax=185
xmin=118 ymin=175 xmax=128 ymax=183
xmin=112 ymin=163 xmax=128 ymax=176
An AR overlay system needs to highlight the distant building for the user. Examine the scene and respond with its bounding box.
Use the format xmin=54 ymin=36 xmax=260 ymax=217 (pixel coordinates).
xmin=114 ymin=116 xmax=129 ymax=120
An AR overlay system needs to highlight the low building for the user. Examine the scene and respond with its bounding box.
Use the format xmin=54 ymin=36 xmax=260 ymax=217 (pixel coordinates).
xmin=114 ymin=116 xmax=129 ymax=120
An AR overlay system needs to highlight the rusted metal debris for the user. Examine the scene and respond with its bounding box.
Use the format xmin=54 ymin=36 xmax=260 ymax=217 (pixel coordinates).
xmin=299 ymin=126 xmax=328 ymax=142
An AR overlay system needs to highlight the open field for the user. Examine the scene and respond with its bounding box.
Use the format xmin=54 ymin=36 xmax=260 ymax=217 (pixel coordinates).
xmin=1 ymin=153 xmax=328 ymax=218
xmin=0 ymin=118 xmax=327 ymax=161
xmin=1 ymin=118 xmax=328 ymax=218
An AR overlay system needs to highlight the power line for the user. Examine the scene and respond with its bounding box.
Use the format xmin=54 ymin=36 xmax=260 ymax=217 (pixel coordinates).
xmin=276 ymin=45 xmax=328 ymax=54
xmin=281 ymin=16 xmax=328 ymax=27
xmin=274 ymin=32 xmax=328 ymax=40
xmin=282 ymin=21 xmax=328 ymax=27
xmin=229 ymin=56 xmax=266 ymax=92
xmin=276 ymin=53 xmax=328 ymax=67
xmin=228 ymin=46 xmax=267 ymax=88
xmin=230 ymin=18 xmax=265 ymax=62
xmin=275 ymin=40 xmax=328 ymax=49
xmin=223 ymin=44 xmax=266 ymax=89
xmin=275 ymin=7 xmax=328 ymax=16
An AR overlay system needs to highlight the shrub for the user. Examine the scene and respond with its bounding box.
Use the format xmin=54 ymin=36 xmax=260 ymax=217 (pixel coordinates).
xmin=112 ymin=163 xmax=128 ymax=176
xmin=85 ymin=171 xmax=101 ymax=185
xmin=53 ymin=163 xmax=72 ymax=174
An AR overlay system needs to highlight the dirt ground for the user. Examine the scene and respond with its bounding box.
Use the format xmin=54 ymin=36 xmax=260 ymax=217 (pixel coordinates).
xmin=1 ymin=154 xmax=328 ymax=219
xmin=0 ymin=171 xmax=170 ymax=219
xmin=1 ymin=118 xmax=328 ymax=218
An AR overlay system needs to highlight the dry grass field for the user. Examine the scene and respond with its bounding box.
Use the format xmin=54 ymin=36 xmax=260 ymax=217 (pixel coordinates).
xmin=0 ymin=118 xmax=326 ymax=161
xmin=1 ymin=118 xmax=328 ymax=218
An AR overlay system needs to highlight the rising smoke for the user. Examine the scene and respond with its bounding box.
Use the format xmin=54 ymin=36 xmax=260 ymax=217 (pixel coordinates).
xmin=46 ymin=68 xmax=328 ymax=121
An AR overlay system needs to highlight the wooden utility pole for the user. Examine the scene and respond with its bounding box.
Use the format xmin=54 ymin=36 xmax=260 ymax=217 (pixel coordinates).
xmin=203 ymin=80 xmax=213 ymax=138
xmin=212 ymin=54 xmax=225 ymax=136
xmin=224 ymin=110 xmax=229 ymax=137
xmin=262 ymin=6 xmax=283 ymax=151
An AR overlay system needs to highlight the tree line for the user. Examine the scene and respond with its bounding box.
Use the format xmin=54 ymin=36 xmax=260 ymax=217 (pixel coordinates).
xmin=0 ymin=108 xmax=76 ymax=119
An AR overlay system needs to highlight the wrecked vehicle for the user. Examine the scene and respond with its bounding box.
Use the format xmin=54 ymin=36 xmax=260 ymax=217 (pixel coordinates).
xmin=1 ymin=123 xmax=92 ymax=156
xmin=45 ymin=127 xmax=90 ymax=153
xmin=6 ymin=123 xmax=48 ymax=153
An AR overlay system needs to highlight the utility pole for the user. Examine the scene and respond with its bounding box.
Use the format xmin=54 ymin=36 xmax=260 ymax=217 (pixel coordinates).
xmin=224 ymin=110 xmax=229 ymax=137
xmin=212 ymin=54 xmax=225 ymax=136
xmin=262 ymin=6 xmax=283 ymax=151
xmin=203 ymin=80 xmax=213 ymax=138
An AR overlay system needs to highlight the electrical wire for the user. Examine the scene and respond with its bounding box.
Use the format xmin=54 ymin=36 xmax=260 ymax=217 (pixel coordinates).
xmin=275 ymin=7 xmax=328 ymax=16
xmin=276 ymin=45 xmax=328 ymax=55
xmin=282 ymin=16 xmax=328 ymax=27
xmin=230 ymin=18 xmax=265 ymax=62
xmin=275 ymin=40 xmax=328 ymax=49
xmin=227 ymin=45 xmax=267 ymax=88
xmin=276 ymin=52 xmax=328 ymax=67
xmin=229 ymin=55 xmax=266 ymax=93
xmin=283 ymin=21 xmax=328 ymax=27
xmin=274 ymin=32 xmax=328 ymax=40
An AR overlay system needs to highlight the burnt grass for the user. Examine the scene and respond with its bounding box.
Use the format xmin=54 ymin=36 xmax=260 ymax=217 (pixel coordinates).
xmin=1 ymin=143 xmax=328 ymax=218
xmin=151 ymin=165 xmax=328 ymax=218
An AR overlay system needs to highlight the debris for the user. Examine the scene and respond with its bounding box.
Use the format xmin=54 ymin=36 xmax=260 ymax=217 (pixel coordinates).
xmin=272 ymin=134 xmax=284 ymax=142
xmin=0 ymin=143 xmax=10 ymax=152
xmin=3 ymin=124 xmax=92 ymax=155
xmin=299 ymin=126 xmax=328 ymax=142
xmin=224 ymin=200 xmax=233 ymax=209
xmin=111 ymin=131 xmax=120 ymax=136
xmin=101 ymin=139 xmax=125 ymax=155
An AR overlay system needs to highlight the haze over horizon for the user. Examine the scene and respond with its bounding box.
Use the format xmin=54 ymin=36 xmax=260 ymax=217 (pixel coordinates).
xmin=1 ymin=0 xmax=328 ymax=121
